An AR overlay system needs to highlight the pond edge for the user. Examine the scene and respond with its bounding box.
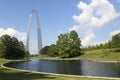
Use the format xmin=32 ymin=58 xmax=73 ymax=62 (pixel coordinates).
xmin=35 ymin=58 xmax=120 ymax=63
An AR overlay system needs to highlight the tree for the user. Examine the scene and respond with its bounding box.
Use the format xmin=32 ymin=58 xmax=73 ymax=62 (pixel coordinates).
xmin=112 ymin=33 xmax=120 ymax=48
xmin=56 ymin=33 xmax=71 ymax=58
xmin=24 ymin=51 xmax=30 ymax=59
xmin=39 ymin=46 xmax=49 ymax=55
xmin=99 ymin=43 xmax=104 ymax=49
xmin=0 ymin=35 xmax=12 ymax=58
xmin=69 ymin=30 xmax=82 ymax=56
xmin=0 ymin=35 xmax=27 ymax=59
xmin=48 ymin=44 xmax=58 ymax=57
xmin=56 ymin=30 xmax=82 ymax=58
xmin=107 ymin=40 xmax=112 ymax=49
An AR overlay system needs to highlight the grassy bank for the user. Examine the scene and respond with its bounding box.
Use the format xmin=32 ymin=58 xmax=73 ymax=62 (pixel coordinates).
xmin=78 ymin=49 xmax=120 ymax=61
xmin=37 ymin=49 xmax=120 ymax=61
xmin=0 ymin=59 xmax=118 ymax=80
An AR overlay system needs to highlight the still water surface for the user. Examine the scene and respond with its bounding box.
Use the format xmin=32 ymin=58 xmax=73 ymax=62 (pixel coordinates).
xmin=4 ymin=59 xmax=120 ymax=78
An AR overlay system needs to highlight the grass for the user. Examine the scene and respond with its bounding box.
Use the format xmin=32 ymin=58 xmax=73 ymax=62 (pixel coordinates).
xmin=77 ymin=49 xmax=120 ymax=61
xmin=37 ymin=49 xmax=120 ymax=61
xmin=0 ymin=59 xmax=118 ymax=80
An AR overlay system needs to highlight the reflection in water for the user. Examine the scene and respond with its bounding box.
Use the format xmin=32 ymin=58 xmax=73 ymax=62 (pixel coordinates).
xmin=57 ymin=60 xmax=82 ymax=75
xmin=81 ymin=60 xmax=120 ymax=77
xmin=4 ymin=59 xmax=120 ymax=78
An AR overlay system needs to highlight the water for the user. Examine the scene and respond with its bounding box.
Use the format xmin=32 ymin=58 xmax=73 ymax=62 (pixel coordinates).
xmin=4 ymin=59 xmax=120 ymax=78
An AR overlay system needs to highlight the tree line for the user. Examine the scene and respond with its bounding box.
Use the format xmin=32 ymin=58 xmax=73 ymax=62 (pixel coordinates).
xmin=39 ymin=30 xmax=83 ymax=58
xmin=0 ymin=35 xmax=29 ymax=59
xmin=1 ymin=31 xmax=119 ymax=59
xmin=40 ymin=32 xmax=120 ymax=58
xmin=82 ymin=33 xmax=120 ymax=51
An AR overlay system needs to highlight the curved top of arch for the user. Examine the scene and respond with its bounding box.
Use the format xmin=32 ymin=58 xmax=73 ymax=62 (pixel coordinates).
xmin=32 ymin=9 xmax=38 ymax=14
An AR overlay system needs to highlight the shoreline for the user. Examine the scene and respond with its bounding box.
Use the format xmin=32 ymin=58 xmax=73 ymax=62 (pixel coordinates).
xmin=37 ymin=57 xmax=81 ymax=60
xmin=36 ymin=57 xmax=120 ymax=63
xmin=89 ymin=59 xmax=120 ymax=63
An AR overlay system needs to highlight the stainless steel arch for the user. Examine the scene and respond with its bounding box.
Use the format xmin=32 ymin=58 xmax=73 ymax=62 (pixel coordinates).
xmin=26 ymin=9 xmax=42 ymax=53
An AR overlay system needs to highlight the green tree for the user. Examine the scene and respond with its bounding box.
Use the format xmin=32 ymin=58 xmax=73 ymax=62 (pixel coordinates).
xmin=69 ymin=30 xmax=82 ymax=56
xmin=56 ymin=30 xmax=82 ymax=58
xmin=24 ymin=51 xmax=30 ymax=59
xmin=39 ymin=46 xmax=49 ymax=55
xmin=99 ymin=43 xmax=104 ymax=49
xmin=107 ymin=40 xmax=112 ymax=49
xmin=0 ymin=35 xmax=12 ymax=58
xmin=112 ymin=33 xmax=120 ymax=48
xmin=0 ymin=35 xmax=27 ymax=59
xmin=57 ymin=33 xmax=70 ymax=58
xmin=48 ymin=44 xmax=58 ymax=57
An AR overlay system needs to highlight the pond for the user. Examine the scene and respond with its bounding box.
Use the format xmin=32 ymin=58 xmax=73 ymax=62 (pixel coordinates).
xmin=4 ymin=59 xmax=120 ymax=78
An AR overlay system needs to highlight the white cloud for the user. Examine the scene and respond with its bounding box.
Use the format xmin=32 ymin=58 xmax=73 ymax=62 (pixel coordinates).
xmin=0 ymin=28 xmax=26 ymax=43
xmin=110 ymin=29 xmax=120 ymax=36
xmin=81 ymin=32 xmax=95 ymax=46
xmin=70 ymin=0 xmax=120 ymax=46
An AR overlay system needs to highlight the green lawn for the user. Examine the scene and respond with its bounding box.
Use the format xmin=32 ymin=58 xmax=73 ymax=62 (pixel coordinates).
xmin=37 ymin=49 xmax=120 ymax=61
xmin=0 ymin=59 xmax=118 ymax=80
xmin=78 ymin=49 xmax=120 ymax=61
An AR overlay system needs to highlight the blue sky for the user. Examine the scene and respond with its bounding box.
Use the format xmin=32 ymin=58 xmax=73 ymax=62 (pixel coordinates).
xmin=0 ymin=0 xmax=120 ymax=54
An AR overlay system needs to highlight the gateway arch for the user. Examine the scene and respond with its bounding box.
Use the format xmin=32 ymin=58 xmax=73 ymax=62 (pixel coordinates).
xmin=26 ymin=9 xmax=42 ymax=53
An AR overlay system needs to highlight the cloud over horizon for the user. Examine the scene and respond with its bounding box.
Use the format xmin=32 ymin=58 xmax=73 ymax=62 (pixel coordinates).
xmin=70 ymin=0 xmax=120 ymax=46
xmin=110 ymin=29 xmax=120 ymax=37
xmin=0 ymin=28 xmax=26 ymax=43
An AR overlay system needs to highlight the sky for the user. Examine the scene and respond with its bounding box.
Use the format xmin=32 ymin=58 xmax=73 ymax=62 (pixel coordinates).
xmin=0 ymin=0 xmax=120 ymax=54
